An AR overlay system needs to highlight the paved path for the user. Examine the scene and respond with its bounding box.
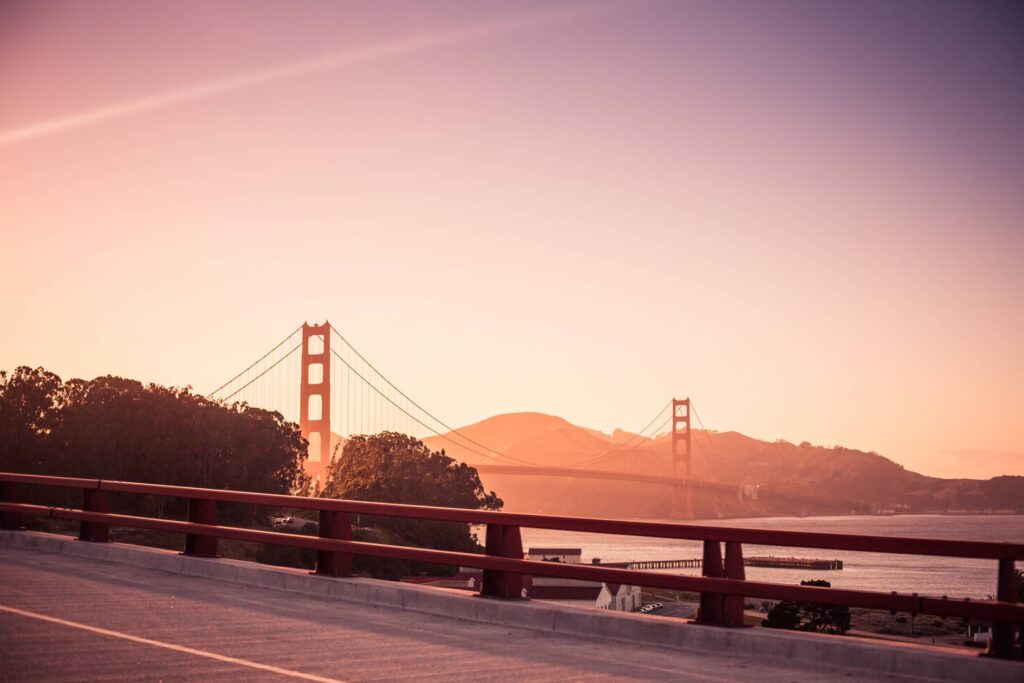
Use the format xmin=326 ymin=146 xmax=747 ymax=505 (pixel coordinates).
xmin=0 ymin=546 xmax=922 ymax=682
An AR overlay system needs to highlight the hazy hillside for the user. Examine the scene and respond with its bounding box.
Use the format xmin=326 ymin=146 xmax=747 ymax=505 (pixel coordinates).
xmin=422 ymin=412 xmax=612 ymax=466
xmin=413 ymin=412 xmax=1024 ymax=519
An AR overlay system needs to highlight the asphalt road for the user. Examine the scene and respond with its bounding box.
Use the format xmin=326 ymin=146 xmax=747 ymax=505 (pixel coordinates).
xmin=0 ymin=546 xmax=907 ymax=682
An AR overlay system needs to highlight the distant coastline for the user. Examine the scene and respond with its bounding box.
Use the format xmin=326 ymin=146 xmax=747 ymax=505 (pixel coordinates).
xmin=681 ymin=511 xmax=1024 ymax=523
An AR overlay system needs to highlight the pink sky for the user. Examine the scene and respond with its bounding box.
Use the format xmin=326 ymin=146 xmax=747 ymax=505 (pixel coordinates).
xmin=1 ymin=1 xmax=1022 ymax=478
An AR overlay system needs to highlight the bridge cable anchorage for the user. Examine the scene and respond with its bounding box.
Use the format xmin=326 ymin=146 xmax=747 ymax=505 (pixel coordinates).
xmin=570 ymin=401 xmax=673 ymax=468
xmin=207 ymin=325 xmax=302 ymax=397
xmin=328 ymin=326 xmax=536 ymax=465
xmin=215 ymin=342 xmax=303 ymax=403
xmin=327 ymin=346 xmax=530 ymax=466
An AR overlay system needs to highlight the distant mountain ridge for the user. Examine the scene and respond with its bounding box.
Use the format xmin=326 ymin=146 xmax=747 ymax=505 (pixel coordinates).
xmin=415 ymin=412 xmax=1024 ymax=519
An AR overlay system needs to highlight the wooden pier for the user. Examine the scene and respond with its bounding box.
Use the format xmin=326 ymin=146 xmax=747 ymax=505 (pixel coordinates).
xmin=745 ymin=556 xmax=843 ymax=570
xmin=627 ymin=556 xmax=843 ymax=570
xmin=627 ymin=558 xmax=703 ymax=569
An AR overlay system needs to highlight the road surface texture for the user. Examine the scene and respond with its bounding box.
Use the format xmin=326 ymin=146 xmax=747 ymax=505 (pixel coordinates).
xmin=0 ymin=545 xmax=989 ymax=682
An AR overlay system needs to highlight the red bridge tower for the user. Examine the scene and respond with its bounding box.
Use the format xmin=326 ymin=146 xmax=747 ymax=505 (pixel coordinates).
xmin=299 ymin=322 xmax=331 ymax=486
xmin=670 ymin=397 xmax=693 ymax=518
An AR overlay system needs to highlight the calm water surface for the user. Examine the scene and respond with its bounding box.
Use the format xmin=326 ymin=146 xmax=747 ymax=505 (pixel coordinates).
xmin=519 ymin=515 xmax=1024 ymax=599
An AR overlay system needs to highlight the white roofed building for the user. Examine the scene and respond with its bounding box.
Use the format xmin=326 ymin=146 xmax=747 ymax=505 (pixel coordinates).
xmin=522 ymin=548 xmax=640 ymax=612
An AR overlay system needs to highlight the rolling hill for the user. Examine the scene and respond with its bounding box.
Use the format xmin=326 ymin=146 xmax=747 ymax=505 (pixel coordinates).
xmin=409 ymin=412 xmax=1024 ymax=519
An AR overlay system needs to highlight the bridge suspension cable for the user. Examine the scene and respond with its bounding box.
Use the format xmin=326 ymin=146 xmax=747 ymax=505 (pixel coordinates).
xmin=205 ymin=323 xmax=706 ymax=480
xmin=206 ymin=326 xmax=302 ymax=397
xmin=571 ymin=400 xmax=673 ymax=469
xmin=690 ymin=400 xmax=726 ymax=463
xmin=206 ymin=327 xmax=304 ymax=424
xmin=216 ymin=343 xmax=303 ymax=403
xmin=327 ymin=326 xmax=534 ymax=466
xmin=327 ymin=348 xmax=519 ymax=465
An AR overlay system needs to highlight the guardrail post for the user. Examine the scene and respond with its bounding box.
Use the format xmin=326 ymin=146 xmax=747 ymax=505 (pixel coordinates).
xmin=183 ymin=498 xmax=218 ymax=558
xmin=722 ymin=541 xmax=746 ymax=627
xmin=696 ymin=540 xmax=725 ymax=625
xmin=78 ymin=488 xmax=109 ymax=542
xmin=0 ymin=482 xmax=21 ymax=530
xmin=480 ymin=523 xmax=525 ymax=599
xmin=314 ymin=510 xmax=352 ymax=577
xmin=990 ymin=558 xmax=1020 ymax=660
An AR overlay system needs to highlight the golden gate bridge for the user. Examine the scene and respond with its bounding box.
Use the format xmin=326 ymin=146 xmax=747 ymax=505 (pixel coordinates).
xmin=207 ymin=321 xmax=749 ymax=516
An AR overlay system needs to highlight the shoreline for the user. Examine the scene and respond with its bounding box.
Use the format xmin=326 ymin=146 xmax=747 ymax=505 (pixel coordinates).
xmin=647 ymin=512 xmax=1024 ymax=524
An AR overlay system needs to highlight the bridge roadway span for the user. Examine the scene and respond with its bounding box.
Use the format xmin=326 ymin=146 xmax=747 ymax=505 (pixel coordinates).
xmin=0 ymin=541 xmax=1015 ymax=682
xmin=469 ymin=464 xmax=740 ymax=492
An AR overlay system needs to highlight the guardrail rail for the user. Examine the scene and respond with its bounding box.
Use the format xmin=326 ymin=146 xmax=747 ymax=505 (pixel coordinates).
xmin=0 ymin=472 xmax=1021 ymax=660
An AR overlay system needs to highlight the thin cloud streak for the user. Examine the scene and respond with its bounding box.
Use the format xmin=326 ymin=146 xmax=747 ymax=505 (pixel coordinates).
xmin=0 ymin=1 xmax=631 ymax=148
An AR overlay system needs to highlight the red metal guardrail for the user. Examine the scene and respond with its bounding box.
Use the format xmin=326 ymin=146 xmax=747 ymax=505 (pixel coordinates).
xmin=0 ymin=472 xmax=1021 ymax=660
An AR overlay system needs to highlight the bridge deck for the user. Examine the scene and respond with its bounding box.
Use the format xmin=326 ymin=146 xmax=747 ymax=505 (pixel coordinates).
xmin=0 ymin=544 xmax=915 ymax=683
xmin=470 ymin=463 xmax=740 ymax=491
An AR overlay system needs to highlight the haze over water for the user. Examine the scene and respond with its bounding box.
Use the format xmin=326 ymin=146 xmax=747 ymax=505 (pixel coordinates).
xmin=522 ymin=515 xmax=1024 ymax=599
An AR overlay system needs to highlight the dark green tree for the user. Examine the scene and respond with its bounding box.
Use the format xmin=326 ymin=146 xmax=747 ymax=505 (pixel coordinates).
xmin=762 ymin=599 xmax=802 ymax=630
xmin=320 ymin=432 xmax=502 ymax=577
xmin=762 ymin=580 xmax=851 ymax=635
xmin=0 ymin=366 xmax=63 ymax=473
xmin=51 ymin=375 xmax=308 ymax=494
xmin=0 ymin=367 xmax=310 ymax=521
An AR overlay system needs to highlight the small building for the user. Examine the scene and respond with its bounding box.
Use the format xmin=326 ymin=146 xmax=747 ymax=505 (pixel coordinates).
xmin=596 ymin=582 xmax=642 ymax=612
xmin=455 ymin=567 xmax=482 ymax=591
xmin=456 ymin=552 xmax=640 ymax=611
xmin=524 ymin=548 xmax=639 ymax=612
xmin=967 ymin=622 xmax=992 ymax=644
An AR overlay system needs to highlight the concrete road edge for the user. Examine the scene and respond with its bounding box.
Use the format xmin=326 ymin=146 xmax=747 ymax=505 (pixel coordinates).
xmin=1 ymin=530 xmax=1019 ymax=682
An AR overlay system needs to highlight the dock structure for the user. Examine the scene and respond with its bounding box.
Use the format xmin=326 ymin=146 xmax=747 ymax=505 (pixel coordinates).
xmin=627 ymin=558 xmax=703 ymax=569
xmin=627 ymin=557 xmax=843 ymax=571
xmin=745 ymin=556 xmax=843 ymax=570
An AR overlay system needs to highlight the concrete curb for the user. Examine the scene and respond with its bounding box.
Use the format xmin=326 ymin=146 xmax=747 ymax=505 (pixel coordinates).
xmin=1 ymin=530 xmax=1019 ymax=682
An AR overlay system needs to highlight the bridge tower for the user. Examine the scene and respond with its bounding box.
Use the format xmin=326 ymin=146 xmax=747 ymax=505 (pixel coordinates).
xmin=300 ymin=322 xmax=331 ymax=487
xmin=670 ymin=397 xmax=693 ymax=518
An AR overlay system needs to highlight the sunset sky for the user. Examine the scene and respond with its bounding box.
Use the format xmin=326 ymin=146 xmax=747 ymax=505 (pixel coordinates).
xmin=1 ymin=1 xmax=1022 ymax=479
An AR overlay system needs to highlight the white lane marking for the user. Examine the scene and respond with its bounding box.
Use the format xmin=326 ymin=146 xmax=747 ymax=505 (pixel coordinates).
xmin=0 ymin=604 xmax=346 ymax=683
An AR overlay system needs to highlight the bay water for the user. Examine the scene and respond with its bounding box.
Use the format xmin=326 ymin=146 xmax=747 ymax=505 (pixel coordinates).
xmin=519 ymin=514 xmax=1024 ymax=599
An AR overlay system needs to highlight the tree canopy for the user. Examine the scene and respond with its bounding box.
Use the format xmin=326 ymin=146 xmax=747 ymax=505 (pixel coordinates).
xmin=320 ymin=432 xmax=502 ymax=576
xmin=0 ymin=366 xmax=309 ymax=496
xmin=0 ymin=366 xmax=62 ymax=474
xmin=762 ymin=579 xmax=852 ymax=634
xmin=322 ymin=432 xmax=501 ymax=510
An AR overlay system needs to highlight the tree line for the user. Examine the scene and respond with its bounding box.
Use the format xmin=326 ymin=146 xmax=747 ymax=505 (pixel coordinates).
xmin=0 ymin=366 xmax=309 ymax=515
xmin=1 ymin=366 xmax=503 ymax=578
